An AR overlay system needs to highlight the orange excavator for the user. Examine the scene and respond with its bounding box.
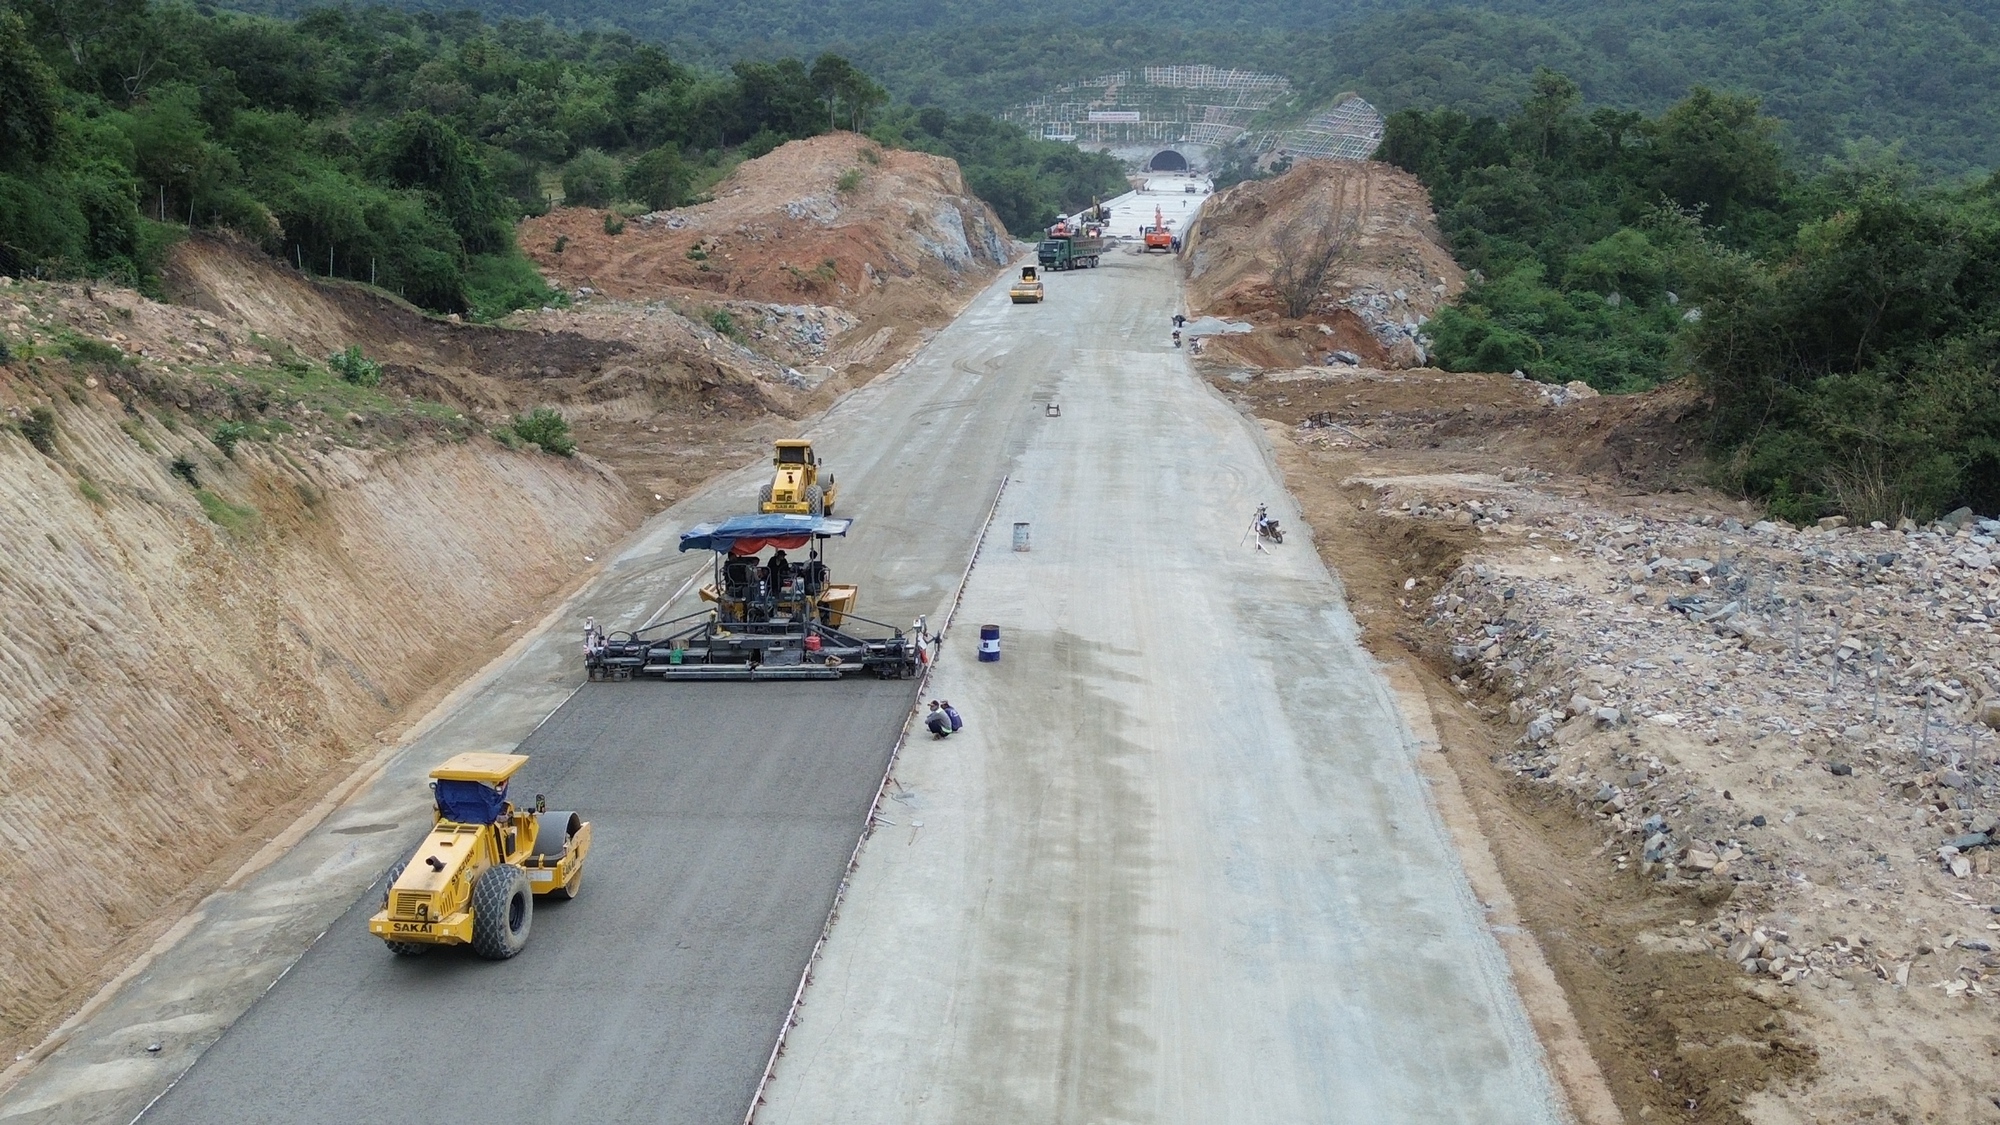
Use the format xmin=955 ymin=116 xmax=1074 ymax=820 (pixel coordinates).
xmin=1143 ymin=205 xmax=1174 ymax=253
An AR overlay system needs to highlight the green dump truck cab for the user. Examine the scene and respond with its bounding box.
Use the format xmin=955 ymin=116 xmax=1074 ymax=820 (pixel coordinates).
xmin=1037 ymin=218 xmax=1106 ymax=271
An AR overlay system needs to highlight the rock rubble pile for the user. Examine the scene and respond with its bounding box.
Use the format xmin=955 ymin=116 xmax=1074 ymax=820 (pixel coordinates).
xmin=1396 ymin=487 xmax=2000 ymax=999
xmin=1334 ymin=283 xmax=1440 ymax=366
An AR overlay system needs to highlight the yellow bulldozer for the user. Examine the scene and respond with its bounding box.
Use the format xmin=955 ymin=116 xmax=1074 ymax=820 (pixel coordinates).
xmin=759 ymin=438 xmax=837 ymax=516
xmin=1009 ymin=265 xmax=1044 ymax=304
xmin=368 ymin=752 xmax=591 ymax=959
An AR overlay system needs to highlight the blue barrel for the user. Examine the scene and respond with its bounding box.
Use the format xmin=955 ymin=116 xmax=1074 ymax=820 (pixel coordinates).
xmin=978 ymin=624 xmax=1001 ymax=662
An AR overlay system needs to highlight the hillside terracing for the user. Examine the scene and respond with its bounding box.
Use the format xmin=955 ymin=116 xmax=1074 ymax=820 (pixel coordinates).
xmin=163 ymin=236 xmax=796 ymax=504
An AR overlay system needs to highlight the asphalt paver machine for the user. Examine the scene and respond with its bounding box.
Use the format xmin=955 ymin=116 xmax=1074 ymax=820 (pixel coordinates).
xmin=582 ymin=513 xmax=922 ymax=681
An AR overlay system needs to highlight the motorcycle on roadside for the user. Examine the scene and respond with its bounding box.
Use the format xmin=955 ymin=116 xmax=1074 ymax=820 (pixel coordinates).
xmin=1245 ymin=503 xmax=1284 ymax=548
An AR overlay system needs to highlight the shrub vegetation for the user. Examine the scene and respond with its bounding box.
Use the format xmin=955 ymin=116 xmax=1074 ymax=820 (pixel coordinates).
xmin=1379 ymin=68 xmax=2000 ymax=522
xmin=509 ymin=407 xmax=576 ymax=456
xmin=328 ymin=345 xmax=381 ymax=387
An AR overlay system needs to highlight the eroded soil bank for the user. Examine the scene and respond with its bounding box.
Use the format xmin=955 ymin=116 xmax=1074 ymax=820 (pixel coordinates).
xmin=0 ymin=342 xmax=638 ymax=1058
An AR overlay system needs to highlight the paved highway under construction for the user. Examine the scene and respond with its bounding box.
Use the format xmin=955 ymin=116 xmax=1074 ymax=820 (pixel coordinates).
xmin=4 ymin=230 xmax=1565 ymax=1123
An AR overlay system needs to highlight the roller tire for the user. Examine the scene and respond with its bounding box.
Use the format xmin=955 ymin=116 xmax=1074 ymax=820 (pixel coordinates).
xmin=554 ymin=866 xmax=583 ymax=900
xmin=757 ymin=482 xmax=774 ymax=509
xmin=380 ymin=863 xmax=431 ymax=956
xmin=470 ymin=863 xmax=533 ymax=960
xmin=805 ymin=484 xmax=824 ymax=516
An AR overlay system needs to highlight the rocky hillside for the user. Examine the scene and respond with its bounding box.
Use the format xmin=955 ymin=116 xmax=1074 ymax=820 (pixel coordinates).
xmin=518 ymin=133 xmax=1013 ymax=385
xmin=1182 ymin=159 xmax=1461 ymax=370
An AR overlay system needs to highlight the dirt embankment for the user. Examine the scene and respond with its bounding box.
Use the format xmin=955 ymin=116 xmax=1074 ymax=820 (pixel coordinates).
xmin=518 ymin=132 xmax=1013 ymax=394
xmin=1214 ymin=361 xmax=2000 ymax=1123
xmin=1181 ymin=159 xmax=1462 ymax=370
xmin=0 ymin=365 xmax=637 ymax=1061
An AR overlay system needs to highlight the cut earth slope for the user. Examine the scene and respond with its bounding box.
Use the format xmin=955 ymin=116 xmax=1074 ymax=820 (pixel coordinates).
xmin=518 ymin=133 xmax=1013 ymax=400
xmin=1181 ymin=159 xmax=1461 ymax=369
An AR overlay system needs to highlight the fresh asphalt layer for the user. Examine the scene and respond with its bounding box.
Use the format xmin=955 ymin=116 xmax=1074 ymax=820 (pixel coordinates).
xmin=138 ymin=682 xmax=914 ymax=1125
xmin=126 ymin=265 xmax=1088 ymax=1124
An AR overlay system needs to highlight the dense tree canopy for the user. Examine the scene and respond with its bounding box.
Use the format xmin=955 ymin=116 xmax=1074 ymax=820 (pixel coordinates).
xmin=238 ymin=1 xmax=2000 ymax=177
xmin=1383 ymin=68 xmax=2000 ymax=521
xmin=1687 ymin=181 xmax=2000 ymax=521
xmin=0 ymin=1 xmax=1113 ymax=315
xmin=0 ymin=2 xmax=850 ymax=311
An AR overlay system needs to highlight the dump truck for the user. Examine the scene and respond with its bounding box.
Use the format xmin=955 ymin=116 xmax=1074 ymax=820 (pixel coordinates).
xmin=1009 ymin=265 xmax=1044 ymax=303
xmin=1037 ymin=217 xmax=1106 ymax=271
xmin=368 ymin=752 xmax=591 ymax=959
xmin=759 ymin=438 xmax=836 ymax=516
xmin=583 ymin=513 xmax=921 ymax=681
xmin=1143 ymin=205 xmax=1174 ymax=252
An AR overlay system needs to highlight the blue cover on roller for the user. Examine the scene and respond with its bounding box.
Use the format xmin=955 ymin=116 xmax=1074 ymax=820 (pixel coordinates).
xmin=678 ymin=514 xmax=851 ymax=554
xmin=435 ymin=779 xmax=507 ymax=823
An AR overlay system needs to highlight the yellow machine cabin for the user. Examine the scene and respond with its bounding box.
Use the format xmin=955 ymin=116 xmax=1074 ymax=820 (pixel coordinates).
xmin=759 ymin=439 xmax=837 ymax=516
xmin=367 ymin=752 xmax=591 ymax=959
xmin=1009 ymin=266 xmax=1044 ymax=304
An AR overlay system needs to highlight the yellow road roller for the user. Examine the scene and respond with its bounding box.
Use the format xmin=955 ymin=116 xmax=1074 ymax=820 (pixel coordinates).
xmin=1009 ymin=265 xmax=1044 ymax=304
xmin=759 ymin=438 xmax=837 ymax=516
xmin=368 ymin=752 xmax=591 ymax=959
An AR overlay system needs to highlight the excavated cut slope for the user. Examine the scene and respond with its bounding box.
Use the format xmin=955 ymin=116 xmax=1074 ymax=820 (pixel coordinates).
xmin=1183 ymin=159 xmax=1462 ymax=368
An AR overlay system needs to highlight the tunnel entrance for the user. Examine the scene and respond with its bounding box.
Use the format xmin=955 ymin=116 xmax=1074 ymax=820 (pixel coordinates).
xmin=1146 ymin=149 xmax=1189 ymax=172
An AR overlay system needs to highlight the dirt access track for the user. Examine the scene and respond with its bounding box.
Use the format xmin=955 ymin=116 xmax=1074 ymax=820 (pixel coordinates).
xmin=1194 ymin=157 xmax=2000 ymax=1125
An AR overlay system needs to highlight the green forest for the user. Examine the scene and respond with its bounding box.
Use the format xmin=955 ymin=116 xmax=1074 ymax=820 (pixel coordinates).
xmin=235 ymin=1 xmax=2000 ymax=176
xmin=1381 ymin=70 xmax=2000 ymax=522
xmin=0 ymin=2 xmax=1117 ymax=318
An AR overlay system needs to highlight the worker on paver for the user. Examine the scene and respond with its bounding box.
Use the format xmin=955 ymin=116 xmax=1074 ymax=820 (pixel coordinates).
xmin=769 ymin=549 xmax=792 ymax=589
xmin=925 ymin=700 xmax=952 ymax=739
